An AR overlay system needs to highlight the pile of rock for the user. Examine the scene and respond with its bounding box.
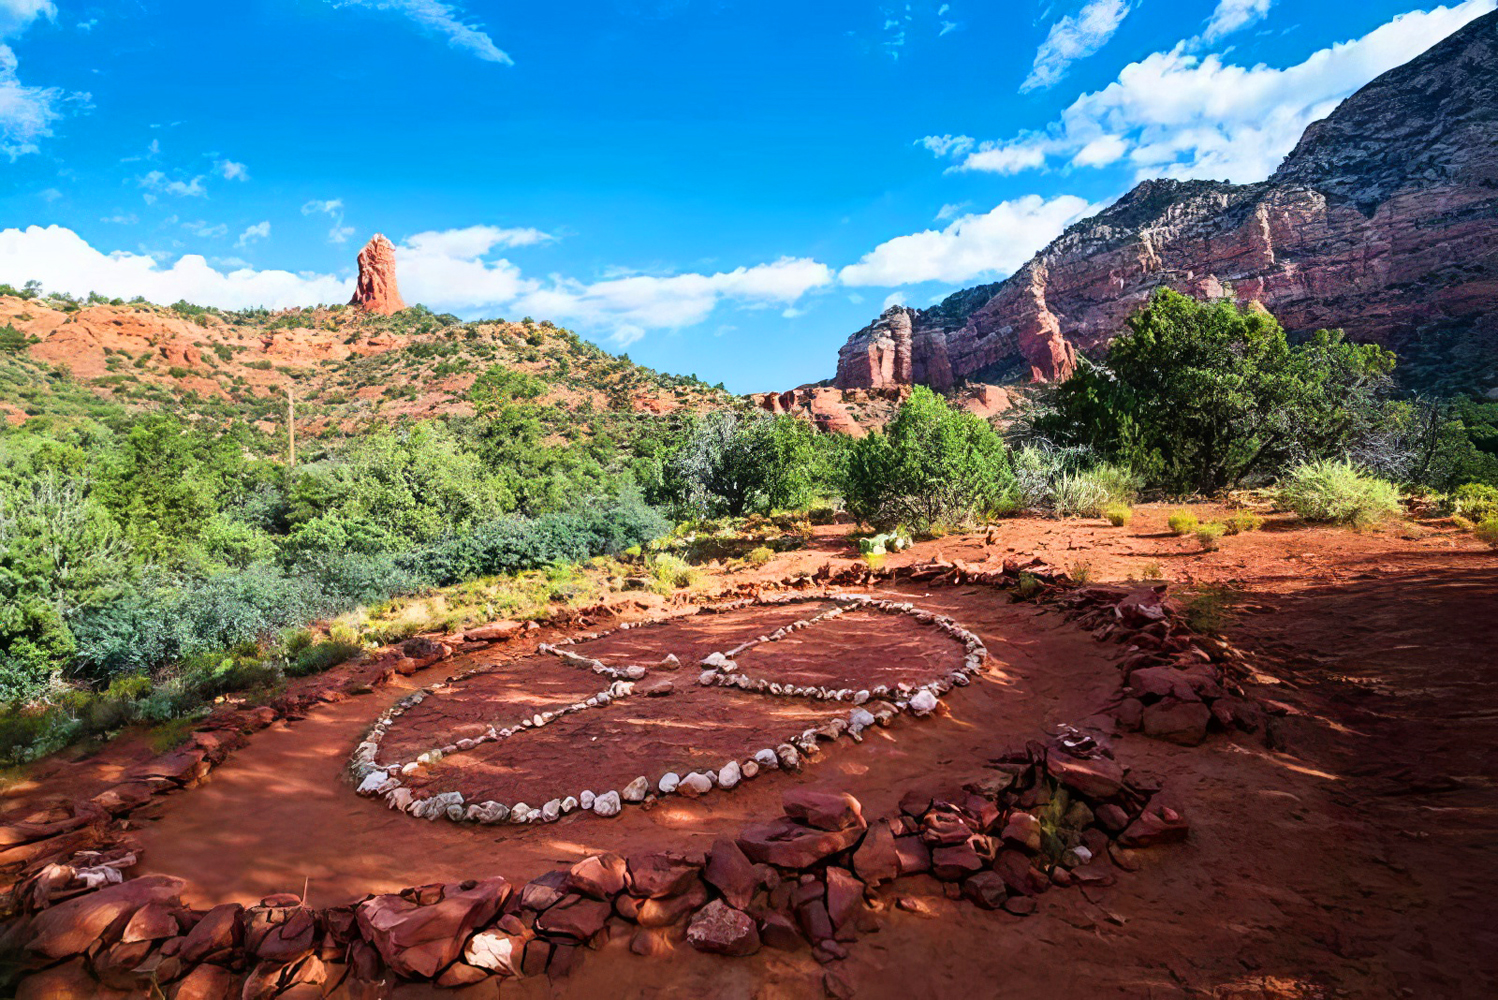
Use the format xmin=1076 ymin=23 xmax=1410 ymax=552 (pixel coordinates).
xmin=5 ymin=738 xmax=1188 ymax=995
xmin=1058 ymin=586 xmax=1264 ymax=745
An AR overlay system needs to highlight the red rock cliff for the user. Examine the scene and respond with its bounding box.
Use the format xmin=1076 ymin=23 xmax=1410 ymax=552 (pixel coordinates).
xmin=350 ymin=234 xmax=407 ymax=316
xmin=834 ymin=10 xmax=1498 ymax=394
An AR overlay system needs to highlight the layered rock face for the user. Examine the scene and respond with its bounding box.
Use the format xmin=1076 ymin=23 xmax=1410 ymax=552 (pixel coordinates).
xmin=834 ymin=10 xmax=1498 ymax=394
xmin=350 ymin=234 xmax=407 ymax=315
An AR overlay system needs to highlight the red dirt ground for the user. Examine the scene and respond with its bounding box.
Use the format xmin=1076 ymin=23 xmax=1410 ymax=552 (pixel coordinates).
xmin=10 ymin=505 xmax=1498 ymax=998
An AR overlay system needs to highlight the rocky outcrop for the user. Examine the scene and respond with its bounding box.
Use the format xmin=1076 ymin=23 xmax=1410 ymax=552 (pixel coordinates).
xmin=349 ymin=234 xmax=406 ymax=316
xmin=833 ymin=10 xmax=1498 ymax=394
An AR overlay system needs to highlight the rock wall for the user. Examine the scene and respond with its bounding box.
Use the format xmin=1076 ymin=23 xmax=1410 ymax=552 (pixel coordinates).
xmin=833 ymin=10 xmax=1498 ymax=394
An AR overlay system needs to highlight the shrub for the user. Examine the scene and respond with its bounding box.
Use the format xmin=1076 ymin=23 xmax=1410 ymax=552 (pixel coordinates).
xmin=1196 ymin=522 xmax=1226 ymax=551
xmin=1279 ymin=459 xmax=1402 ymax=528
xmin=1167 ymin=510 xmax=1199 ymax=536
xmin=843 ymin=387 xmax=1013 ymax=533
xmin=1474 ymin=518 xmax=1498 ymax=549
xmin=646 ymin=553 xmax=699 ymax=594
xmin=1451 ymin=483 xmax=1498 ymax=523
xmin=746 ymin=546 xmax=773 ymax=568
xmin=1102 ymin=502 xmax=1132 ymax=527
xmin=1223 ymin=512 xmax=1264 ymax=535
xmin=287 ymin=639 xmax=362 ymax=677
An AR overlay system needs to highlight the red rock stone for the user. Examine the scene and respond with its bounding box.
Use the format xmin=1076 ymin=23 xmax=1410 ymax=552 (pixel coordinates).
xmin=752 ymin=908 xmax=804 ymax=951
xmin=28 ymin=875 xmax=186 ymax=960
xmin=1047 ymin=754 xmax=1126 ymax=801
xmin=519 ymin=870 xmax=569 ymax=911
xmin=168 ymin=962 xmax=237 ymax=1000
xmin=961 ymin=871 xmax=1009 ymax=910
xmin=795 ymin=899 xmax=834 ymax=943
xmin=355 ymin=877 xmax=510 ymax=979
xmin=930 ymin=844 xmax=984 ymax=882
xmin=993 ymin=850 xmax=1047 ymax=897
xmin=629 ymin=927 xmax=673 ymax=957
xmin=435 ymin=961 xmax=489 ymax=987
xmin=636 ymin=881 xmax=709 ymax=927
xmin=535 ymin=894 xmax=613 ymax=942
xmin=919 ymin=811 xmax=973 ymax=847
xmin=704 ymin=839 xmax=758 ymax=909
xmin=1003 ymin=896 xmax=1038 ymax=916
xmin=1119 ymin=804 xmax=1191 ymax=848
xmin=565 ymin=854 xmax=627 ymax=900
xmin=823 ymin=868 xmax=864 ymax=930
xmin=521 ymin=938 xmax=552 ymax=977
xmin=851 ymin=820 xmax=900 ymax=886
xmin=462 ymin=621 xmax=521 ymax=642
xmin=1095 ymin=803 xmax=1130 ymax=832
xmin=179 ymin=902 xmax=243 ymax=965
xmin=892 ymin=836 xmax=931 ymax=876
xmin=738 ymin=818 xmax=863 ymax=870
xmin=1000 ymin=812 xmax=1042 ymax=851
xmin=626 ymin=852 xmax=700 ymax=899
xmin=685 ymin=900 xmax=760 ymax=957
xmin=782 ymin=789 xmax=864 ymax=832
xmin=1142 ymin=699 xmax=1213 ymax=745
xmin=120 ymin=902 xmax=179 ymax=944
xmin=245 ymin=904 xmax=316 ymax=963
xmin=349 ymin=235 xmax=406 ymax=316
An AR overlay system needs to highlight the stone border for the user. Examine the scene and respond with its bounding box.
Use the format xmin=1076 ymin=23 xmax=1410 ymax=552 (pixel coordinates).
xmin=348 ymin=591 xmax=987 ymax=827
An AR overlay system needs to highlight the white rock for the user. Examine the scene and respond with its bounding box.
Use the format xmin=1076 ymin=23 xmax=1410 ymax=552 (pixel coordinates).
xmin=775 ymin=744 xmax=801 ymax=771
xmin=541 ymin=798 xmax=562 ymax=822
xmin=677 ymin=772 xmax=713 ymax=797
xmin=511 ymin=803 xmax=532 ymax=823
xmin=698 ymin=671 xmax=718 ymax=686
xmin=909 ymin=689 xmax=939 ymax=716
xmin=718 ymin=760 xmax=742 ymax=789
xmin=741 ymin=760 xmax=760 ymax=780
xmin=465 ymin=931 xmax=521 ymax=975
xmin=356 ymin=771 xmax=390 ymax=796
xmin=848 ymin=707 xmax=876 ymax=732
xmin=753 ymin=749 xmax=779 ymax=768
xmin=386 ymin=788 xmax=413 ymax=811
xmin=592 ymin=790 xmax=622 ymax=817
xmin=560 ymin=796 xmax=578 ymax=814
xmin=580 ymin=790 xmax=595 ymax=810
xmin=658 ymin=772 xmax=681 ymax=794
xmin=622 ymin=776 xmax=650 ymax=802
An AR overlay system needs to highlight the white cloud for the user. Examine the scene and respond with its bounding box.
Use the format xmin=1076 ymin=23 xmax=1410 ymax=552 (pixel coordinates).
xmin=952 ymin=0 xmax=1497 ymax=183
xmin=236 ymin=221 xmax=271 ymax=247
xmin=882 ymin=291 xmax=906 ymax=309
xmin=0 ymin=1 xmax=55 ymax=37
xmin=216 ymin=159 xmax=249 ymax=181
xmin=101 ymin=213 xmax=138 ymax=225
xmin=301 ymin=198 xmax=357 ymax=244
xmin=1201 ymin=0 xmax=1274 ymax=43
xmin=935 ymin=201 xmax=971 ymax=221
xmin=0 ymin=224 xmax=351 ymax=309
xmin=839 ymin=194 xmax=1095 ymax=287
xmin=138 ymin=171 xmax=206 ymax=198
xmin=402 ymin=224 xmax=553 ymax=259
xmin=182 ymin=220 xmax=228 ymax=238
xmin=37 ymin=186 xmax=59 ymax=201
xmin=1022 ymin=0 xmax=1134 ymax=93
xmin=918 ymin=134 xmax=974 ymax=158
xmin=333 ymin=0 xmax=512 ymax=65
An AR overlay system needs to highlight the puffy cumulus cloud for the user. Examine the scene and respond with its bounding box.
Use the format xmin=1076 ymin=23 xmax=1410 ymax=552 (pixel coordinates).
xmin=333 ymin=0 xmax=512 ymax=65
xmin=0 ymin=225 xmax=350 ymax=309
xmin=917 ymin=134 xmax=974 ymax=158
xmin=515 ymin=257 xmax=835 ymax=335
xmin=1021 ymin=0 xmax=1134 ymax=93
xmin=948 ymin=0 xmax=1497 ymax=184
xmin=402 ymin=224 xmax=552 ymax=259
xmin=217 ymin=159 xmax=249 ymax=181
xmin=1 ymin=2 xmax=87 ymax=160
xmin=236 ymin=221 xmax=271 ymax=247
xmin=1201 ymin=0 xmax=1274 ymax=43
xmin=838 ymin=195 xmax=1095 ymax=287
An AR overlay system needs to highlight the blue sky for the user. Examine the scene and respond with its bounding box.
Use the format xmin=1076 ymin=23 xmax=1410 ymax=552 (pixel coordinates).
xmin=1 ymin=0 xmax=1494 ymax=391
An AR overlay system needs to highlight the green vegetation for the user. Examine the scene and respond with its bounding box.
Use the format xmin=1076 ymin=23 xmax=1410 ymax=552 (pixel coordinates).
xmin=844 ymin=386 xmax=1012 ymax=533
xmin=1102 ymin=502 xmax=1132 ymax=527
xmin=1167 ymin=510 xmax=1199 ymax=536
xmin=1474 ymin=519 xmax=1498 ymax=549
xmin=1195 ymin=522 xmax=1226 ymax=551
xmin=1278 ymin=459 xmax=1402 ymax=528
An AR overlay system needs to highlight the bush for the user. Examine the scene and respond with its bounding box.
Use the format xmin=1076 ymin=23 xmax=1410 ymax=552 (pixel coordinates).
xmin=1279 ymin=460 xmax=1402 ymax=528
xmin=1102 ymin=503 xmax=1132 ymax=527
xmin=646 ymin=553 xmax=699 ymax=593
xmin=287 ymin=639 xmax=362 ymax=677
xmin=843 ymin=387 xmax=1013 ymax=533
xmin=1196 ymin=522 xmax=1226 ymax=551
xmin=1223 ymin=512 xmax=1264 ymax=535
xmin=1451 ymin=483 xmax=1498 ymax=523
xmin=1474 ymin=518 xmax=1498 ymax=549
xmin=1167 ymin=510 xmax=1199 ymax=536
xmin=745 ymin=546 xmax=773 ymax=567
xmin=1052 ymin=463 xmax=1139 ymax=517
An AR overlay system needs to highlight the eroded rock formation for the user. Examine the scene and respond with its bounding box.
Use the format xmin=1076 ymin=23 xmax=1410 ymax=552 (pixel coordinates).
xmin=834 ymin=10 xmax=1498 ymax=393
xmin=350 ymin=234 xmax=406 ymax=315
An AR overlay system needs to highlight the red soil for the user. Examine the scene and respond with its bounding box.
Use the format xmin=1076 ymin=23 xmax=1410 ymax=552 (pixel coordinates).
xmin=12 ymin=505 xmax=1498 ymax=998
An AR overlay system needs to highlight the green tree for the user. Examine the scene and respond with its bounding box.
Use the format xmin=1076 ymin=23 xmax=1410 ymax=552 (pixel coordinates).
xmin=1037 ymin=290 xmax=1396 ymax=493
xmin=662 ymin=412 xmax=837 ymax=519
xmin=843 ymin=386 xmax=1013 ymax=532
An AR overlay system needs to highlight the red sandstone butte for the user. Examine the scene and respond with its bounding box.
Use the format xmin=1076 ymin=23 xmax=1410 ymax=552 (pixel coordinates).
xmin=349 ymin=234 xmax=407 ymax=316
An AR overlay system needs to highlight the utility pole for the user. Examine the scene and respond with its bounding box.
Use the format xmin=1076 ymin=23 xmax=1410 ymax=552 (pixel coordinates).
xmin=287 ymin=384 xmax=296 ymax=472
